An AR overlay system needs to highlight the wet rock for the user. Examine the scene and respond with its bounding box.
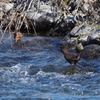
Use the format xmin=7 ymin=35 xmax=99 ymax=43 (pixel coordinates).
xmin=60 ymin=37 xmax=77 ymax=50
xmin=42 ymin=64 xmax=66 ymax=73
xmin=68 ymin=25 xmax=95 ymax=42
xmin=57 ymin=14 xmax=76 ymax=35
xmin=48 ymin=18 xmax=76 ymax=36
xmin=88 ymin=29 xmax=100 ymax=44
xmin=81 ymin=44 xmax=100 ymax=59
xmin=2 ymin=0 xmax=61 ymax=34
xmin=58 ymin=22 xmax=74 ymax=35
xmin=28 ymin=65 xmax=40 ymax=75
xmin=61 ymin=65 xmax=86 ymax=75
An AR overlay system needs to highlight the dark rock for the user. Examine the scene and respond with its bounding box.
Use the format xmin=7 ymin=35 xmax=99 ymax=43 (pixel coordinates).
xmin=61 ymin=65 xmax=86 ymax=75
xmin=60 ymin=37 xmax=77 ymax=50
xmin=57 ymin=14 xmax=76 ymax=35
xmin=57 ymin=22 xmax=72 ymax=34
xmin=88 ymin=29 xmax=100 ymax=44
xmin=81 ymin=44 xmax=100 ymax=59
xmin=48 ymin=18 xmax=76 ymax=36
xmin=28 ymin=65 xmax=40 ymax=75
xmin=56 ymin=22 xmax=75 ymax=35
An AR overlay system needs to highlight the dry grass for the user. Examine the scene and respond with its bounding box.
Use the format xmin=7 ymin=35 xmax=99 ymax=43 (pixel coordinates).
xmin=0 ymin=0 xmax=99 ymax=43
xmin=0 ymin=0 xmax=35 ymax=43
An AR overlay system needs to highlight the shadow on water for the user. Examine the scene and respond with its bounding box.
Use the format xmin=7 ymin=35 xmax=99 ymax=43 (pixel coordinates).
xmin=0 ymin=36 xmax=100 ymax=100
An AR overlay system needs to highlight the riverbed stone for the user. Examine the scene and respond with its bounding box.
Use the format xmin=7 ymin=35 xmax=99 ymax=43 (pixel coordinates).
xmin=88 ymin=29 xmax=100 ymax=44
xmin=61 ymin=65 xmax=85 ymax=75
xmin=81 ymin=44 xmax=100 ymax=59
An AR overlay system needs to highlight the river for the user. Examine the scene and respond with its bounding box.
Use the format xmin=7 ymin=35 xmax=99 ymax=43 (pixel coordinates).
xmin=0 ymin=36 xmax=100 ymax=100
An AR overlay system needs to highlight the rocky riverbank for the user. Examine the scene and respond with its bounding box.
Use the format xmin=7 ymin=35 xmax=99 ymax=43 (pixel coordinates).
xmin=0 ymin=0 xmax=100 ymax=74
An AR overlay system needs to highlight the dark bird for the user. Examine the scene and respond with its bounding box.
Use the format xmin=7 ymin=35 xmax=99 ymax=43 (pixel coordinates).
xmin=61 ymin=47 xmax=81 ymax=65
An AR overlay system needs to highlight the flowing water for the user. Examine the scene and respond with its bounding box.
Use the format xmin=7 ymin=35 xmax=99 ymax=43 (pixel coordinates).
xmin=0 ymin=35 xmax=100 ymax=100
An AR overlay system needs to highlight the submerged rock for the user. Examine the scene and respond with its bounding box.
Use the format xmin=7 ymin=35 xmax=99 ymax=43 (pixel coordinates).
xmin=61 ymin=65 xmax=86 ymax=75
xmin=47 ymin=19 xmax=76 ymax=36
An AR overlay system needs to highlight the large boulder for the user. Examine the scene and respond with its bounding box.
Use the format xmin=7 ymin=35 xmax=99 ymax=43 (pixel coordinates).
xmin=57 ymin=14 xmax=76 ymax=35
xmin=25 ymin=1 xmax=60 ymax=32
xmin=81 ymin=44 xmax=100 ymax=59
xmin=67 ymin=25 xmax=95 ymax=42
xmin=60 ymin=24 xmax=95 ymax=50
xmin=1 ymin=0 xmax=61 ymax=34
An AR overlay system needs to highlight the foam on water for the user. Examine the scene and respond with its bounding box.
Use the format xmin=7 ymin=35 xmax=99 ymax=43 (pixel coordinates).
xmin=0 ymin=63 xmax=100 ymax=100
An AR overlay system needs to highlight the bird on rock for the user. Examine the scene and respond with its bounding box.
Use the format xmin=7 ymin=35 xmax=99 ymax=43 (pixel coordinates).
xmin=61 ymin=47 xmax=81 ymax=65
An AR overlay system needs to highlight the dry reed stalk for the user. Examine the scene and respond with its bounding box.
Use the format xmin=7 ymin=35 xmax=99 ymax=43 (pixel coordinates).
xmin=0 ymin=0 xmax=38 ymax=42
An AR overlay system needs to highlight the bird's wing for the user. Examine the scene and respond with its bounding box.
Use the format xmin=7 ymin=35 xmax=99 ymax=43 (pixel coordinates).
xmin=69 ymin=55 xmax=80 ymax=60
